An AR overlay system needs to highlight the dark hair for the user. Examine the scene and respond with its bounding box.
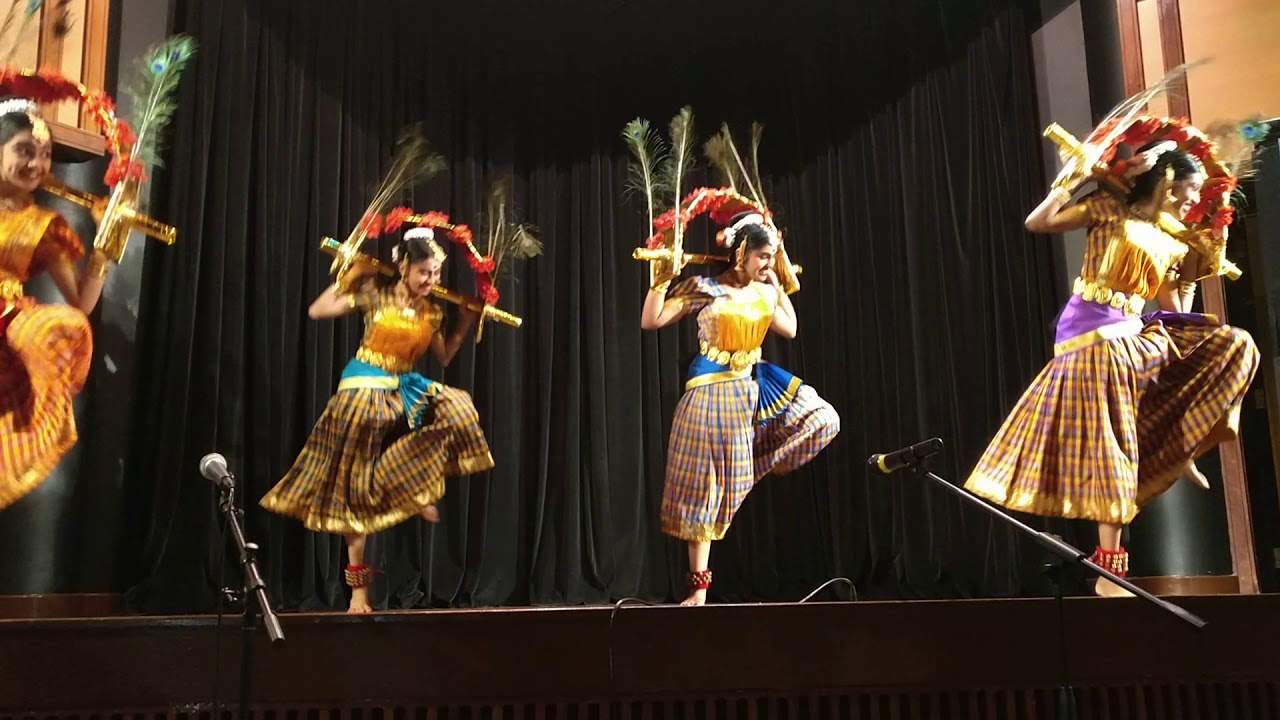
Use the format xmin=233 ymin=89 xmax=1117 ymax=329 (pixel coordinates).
xmin=0 ymin=104 xmax=34 ymax=146
xmin=1126 ymin=141 xmax=1202 ymax=205
xmin=376 ymin=232 xmax=443 ymax=288
xmin=715 ymin=211 xmax=777 ymax=272
xmin=728 ymin=211 xmax=777 ymax=254
xmin=396 ymin=234 xmax=443 ymax=265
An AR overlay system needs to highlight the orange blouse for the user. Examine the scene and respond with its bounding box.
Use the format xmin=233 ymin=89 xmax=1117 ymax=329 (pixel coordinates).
xmin=0 ymin=204 xmax=83 ymax=302
xmin=351 ymin=287 xmax=443 ymax=374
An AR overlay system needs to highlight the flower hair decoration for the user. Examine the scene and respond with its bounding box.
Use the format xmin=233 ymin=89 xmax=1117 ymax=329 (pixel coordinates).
xmin=623 ymin=109 xmax=801 ymax=293
xmin=0 ymin=97 xmax=49 ymax=143
xmin=717 ymin=211 xmax=781 ymax=251
xmin=399 ymin=226 xmax=445 ymax=263
xmin=0 ymin=67 xmax=138 ymax=187
xmin=1093 ymin=114 xmax=1270 ymax=241
xmin=361 ymin=207 xmax=497 ymax=304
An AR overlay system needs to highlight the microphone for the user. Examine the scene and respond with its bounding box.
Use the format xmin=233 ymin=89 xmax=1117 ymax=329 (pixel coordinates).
xmin=199 ymin=452 xmax=235 ymax=490
xmin=867 ymin=438 xmax=944 ymax=474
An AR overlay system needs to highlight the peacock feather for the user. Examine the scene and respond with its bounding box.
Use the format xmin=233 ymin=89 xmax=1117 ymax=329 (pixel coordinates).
xmin=621 ymin=117 xmax=670 ymax=234
xmin=120 ymin=34 xmax=198 ymax=170
xmin=0 ymin=0 xmax=74 ymax=65
xmin=483 ymin=179 xmax=542 ymax=285
xmin=658 ymin=106 xmax=696 ymax=243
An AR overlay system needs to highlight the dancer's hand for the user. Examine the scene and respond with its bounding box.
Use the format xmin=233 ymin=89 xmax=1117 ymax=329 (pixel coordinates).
xmin=458 ymin=304 xmax=481 ymax=328
xmin=1126 ymin=141 xmax=1176 ymax=179
xmin=90 ymin=197 xmax=107 ymax=225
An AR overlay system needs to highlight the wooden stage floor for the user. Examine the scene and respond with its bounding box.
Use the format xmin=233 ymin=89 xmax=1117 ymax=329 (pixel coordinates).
xmin=2 ymin=594 xmax=1278 ymax=719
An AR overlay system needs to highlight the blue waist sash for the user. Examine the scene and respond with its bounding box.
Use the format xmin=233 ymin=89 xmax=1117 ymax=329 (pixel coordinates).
xmin=686 ymin=355 xmax=802 ymax=424
xmin=338 ymin=359 xmax=437 ymax=430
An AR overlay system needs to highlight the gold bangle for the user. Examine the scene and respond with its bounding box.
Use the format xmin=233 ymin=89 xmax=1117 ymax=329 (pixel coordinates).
xmin=1049 ymin=186 xmax=1072 ymax=204
xmin=651 ymin=280 xmax=671 ymax=294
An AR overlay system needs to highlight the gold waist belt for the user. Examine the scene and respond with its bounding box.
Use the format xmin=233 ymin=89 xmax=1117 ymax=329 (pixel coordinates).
xmin=0 ymin=277 xmax=22 ymax=301
xmin=355 ymin=346 xmax=414 ymax=374
xmin=700 ymin=340 xmax=762 ymax=374
xmin=1073 ymin=277 xmax=1146 ymax=317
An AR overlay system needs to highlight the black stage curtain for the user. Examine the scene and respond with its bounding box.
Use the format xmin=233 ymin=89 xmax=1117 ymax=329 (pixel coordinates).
xmin=122 ymin=0 xmax=1074 ymax=612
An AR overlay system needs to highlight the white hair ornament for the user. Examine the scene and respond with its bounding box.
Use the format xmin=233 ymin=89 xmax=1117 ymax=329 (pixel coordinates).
xmin=396 ymin=226 xmax=445 ymax=263
xmin=0 ymin=97 xmax=50 ymax=144
xmin=720 ymin=213 xmax=764 ymax=249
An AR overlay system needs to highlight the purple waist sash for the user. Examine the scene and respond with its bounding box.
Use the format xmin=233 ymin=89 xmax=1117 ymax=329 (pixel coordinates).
xmin=1054 ymin=294 xmax=1219 ymax=352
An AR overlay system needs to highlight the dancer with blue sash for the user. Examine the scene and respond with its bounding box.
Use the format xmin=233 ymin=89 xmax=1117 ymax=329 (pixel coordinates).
xmin=626 ymin=114 xmax=840 ymax=605
xmin=645 ymin=214 xmax=840 ymax=605
xmin=261 ymin=227 xmax=493 ymax=613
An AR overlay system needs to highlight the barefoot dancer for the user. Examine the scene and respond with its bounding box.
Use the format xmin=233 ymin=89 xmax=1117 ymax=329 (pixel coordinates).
xmin=260 ymin=227 xmax=493 ymax=613
xmin=965 ymin=105 xmax=1264 ymax=597
xmin=626 ymin=112 xmax=839 ymax=605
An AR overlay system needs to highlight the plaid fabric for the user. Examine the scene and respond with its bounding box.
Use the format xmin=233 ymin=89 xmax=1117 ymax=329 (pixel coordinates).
xmin=261 ymin=384 xmax=494 ymax=535
xmin=965 ymin=318 xmax=1258 ymax=524
xmin=0 ymin=302 xmax=93 ymax=510
xmin=660 ymin=275 xmax=839 ymax=541
xmin=661 ymin=377 xmax=840 ymax=542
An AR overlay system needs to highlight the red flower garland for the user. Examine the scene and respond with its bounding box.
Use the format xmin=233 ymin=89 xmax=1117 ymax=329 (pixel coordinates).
xmin=0 ymin=68 xmax=140 ymax=188
xmin=645 ymin=187 xmax=770 ymax=249
xmin=357 ymin=206 xmax=501 ymax=305
xmin=1099 ymin=115 xmax=1237 ymax=238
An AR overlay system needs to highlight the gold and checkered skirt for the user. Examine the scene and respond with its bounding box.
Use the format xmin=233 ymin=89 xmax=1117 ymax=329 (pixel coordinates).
xmin=0 ymin=301 xmax=93 ymax=510
xmin=260 ymin=383 xmax=494 ymax=535
xmin=660 ymin=374 xmax=840 ymax=542
xmin=965 ymin=318 xmax=1258 ymax=524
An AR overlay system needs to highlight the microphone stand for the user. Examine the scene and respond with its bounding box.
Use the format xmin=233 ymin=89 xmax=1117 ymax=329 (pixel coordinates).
xmin=217 ymin=479 xmax=285 ymax=720
xmin=886 ymin=447 xmax=1206 ymax=720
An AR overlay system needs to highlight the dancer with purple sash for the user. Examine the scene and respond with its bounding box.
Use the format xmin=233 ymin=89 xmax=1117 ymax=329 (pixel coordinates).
xmin=964 ymin=97 xmax=1267 ymax=596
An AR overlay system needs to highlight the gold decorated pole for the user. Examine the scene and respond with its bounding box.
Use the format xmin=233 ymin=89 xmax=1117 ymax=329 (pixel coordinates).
xmin=632 ymin=246 xmax=803 ymax=277
xmin=39 ymin=176 xmax=177 ymax=263
xmin=319 ymin=237 xmax=523 ymax=331
xmin=631 ymin=187 xmax=713 ymax=283
xmin=1042 ymin=122 xmax=1118 ymax=194
xmin=632 ymin=247 xmax=716 ymax=266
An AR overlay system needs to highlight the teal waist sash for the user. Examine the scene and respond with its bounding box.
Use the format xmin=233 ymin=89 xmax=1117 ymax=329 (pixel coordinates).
xmin=338 ymin=358 xmax=437 ymax=430
xmin=686 ymin=355 xmax=802 ymax=424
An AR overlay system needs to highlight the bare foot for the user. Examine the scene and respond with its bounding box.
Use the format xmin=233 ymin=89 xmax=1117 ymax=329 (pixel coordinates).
xmin=419 ymin=504 xmax=440 ymax=522
xmin=347 ymin=587 xmax=373 ymax=614
xmin=1094 ymin=577 xmax=1135 ymax=598
xmin=1183 ymin=461 xmax=1210 ymax=490
xmin=680 ymin=589 xmax=707 ymax=606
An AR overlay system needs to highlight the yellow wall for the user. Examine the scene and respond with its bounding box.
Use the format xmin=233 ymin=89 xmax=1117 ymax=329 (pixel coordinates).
xmin=1132 ymin=0 xmax=1279 ymax=126
xmin=1180 ymin=0 xmax=1280 ymax=125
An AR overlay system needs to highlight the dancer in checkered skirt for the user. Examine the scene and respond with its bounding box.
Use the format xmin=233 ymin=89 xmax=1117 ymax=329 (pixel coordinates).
xmin=261 ymin=229 xmax=493 ymax=613
xmin=2 ymin=33 xmax=193 ymax=510
xmin=0 ymin=100 xmax=110 ymax=511
xmin=965 ymin=106 xmax=1267 ymax=597
xmin=626 ymin=114 xmax=839 ymax=605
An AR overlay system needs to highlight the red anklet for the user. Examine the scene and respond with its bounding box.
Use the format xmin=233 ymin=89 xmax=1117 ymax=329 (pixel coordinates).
xmin=344 ymin=563 xmax=375 ymax=588
xmin=689 ymin=569 xmax=713 ymax=591
xmin=1088 ymin=546 xmax=1129 ymax=577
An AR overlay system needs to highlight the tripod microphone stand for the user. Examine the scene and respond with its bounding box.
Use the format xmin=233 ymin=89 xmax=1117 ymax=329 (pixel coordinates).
xmin=868 ymin=438 xmax=1206 ymax=719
